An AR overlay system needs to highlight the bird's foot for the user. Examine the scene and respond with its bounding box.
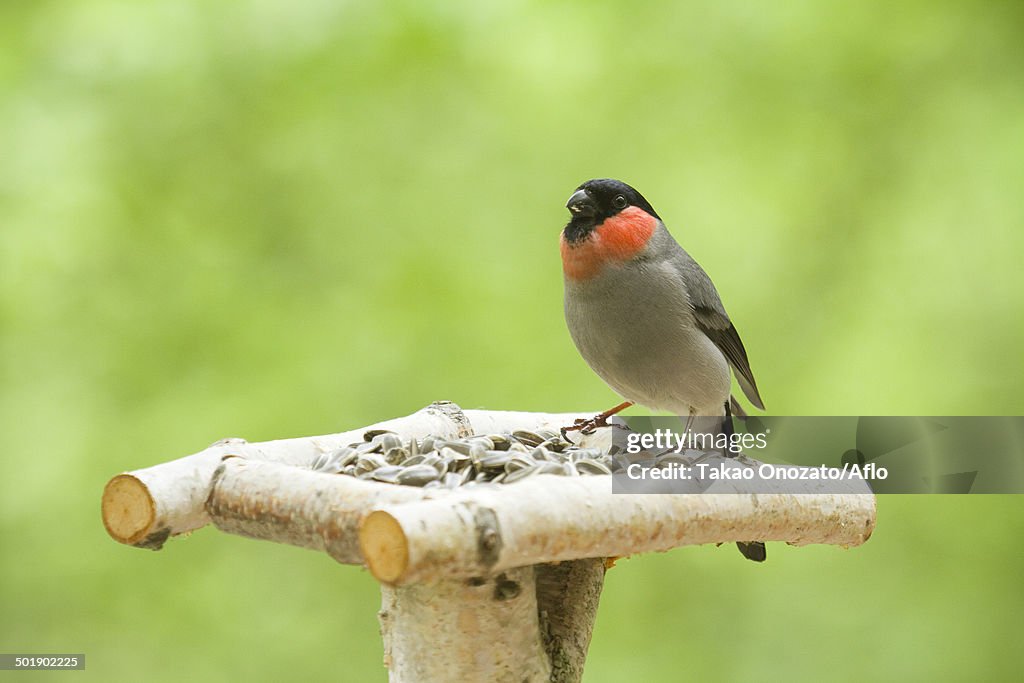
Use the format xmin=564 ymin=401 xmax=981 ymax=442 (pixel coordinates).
xmin=561 ymin=401 xmax=634 ymax=442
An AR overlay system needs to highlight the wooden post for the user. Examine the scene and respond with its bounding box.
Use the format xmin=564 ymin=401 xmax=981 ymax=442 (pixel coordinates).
xmin=379 ymin=568 xmax=551 ymax=682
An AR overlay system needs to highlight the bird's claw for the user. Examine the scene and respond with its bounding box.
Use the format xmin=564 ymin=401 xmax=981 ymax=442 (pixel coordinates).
xmin=561 ymin=414 xmax=625 ymax=443
xmin=561 ymin=402 xmax=635 ymax=443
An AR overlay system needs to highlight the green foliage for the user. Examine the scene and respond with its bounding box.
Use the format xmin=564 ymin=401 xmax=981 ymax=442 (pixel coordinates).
xmin=1 ymin=1 xmax=1022 ymax=680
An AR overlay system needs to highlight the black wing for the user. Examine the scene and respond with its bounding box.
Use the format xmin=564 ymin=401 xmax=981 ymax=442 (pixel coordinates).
xmin=683 ymin=257 xmax=765 ymax=410
xmin=693 ymin=306 xmax=764 ymax=410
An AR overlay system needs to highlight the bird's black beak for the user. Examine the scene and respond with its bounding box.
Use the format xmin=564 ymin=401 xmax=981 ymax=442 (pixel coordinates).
xmin=566 ymin=189 xmax=597 ymax=219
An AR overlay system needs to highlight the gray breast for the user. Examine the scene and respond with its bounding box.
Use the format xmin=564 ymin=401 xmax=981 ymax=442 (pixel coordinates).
xmin=564 ymin=258 xmax=730 ymax=416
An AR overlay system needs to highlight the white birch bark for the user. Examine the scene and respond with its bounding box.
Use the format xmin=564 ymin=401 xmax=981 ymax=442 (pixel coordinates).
xmin=101 ymin=401 xmax=593 ymax=548
xmin=359 ymin=474 xmax=875 ymax=584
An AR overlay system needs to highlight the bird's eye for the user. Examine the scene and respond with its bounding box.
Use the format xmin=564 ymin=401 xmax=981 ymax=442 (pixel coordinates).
xmin=612 ymin=195 xmax=628 ymax=210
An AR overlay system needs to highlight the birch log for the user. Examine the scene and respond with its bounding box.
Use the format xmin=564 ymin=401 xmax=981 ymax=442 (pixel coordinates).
xmin=101 ymin=402 xmax=594 ymax=548
xmin=379 ymin=567 xmax=551 ymax=683
xmin=359 ymin=474 xmax=876 ymax=585
xmin=206 ymin=457 xmax=445 ymax=564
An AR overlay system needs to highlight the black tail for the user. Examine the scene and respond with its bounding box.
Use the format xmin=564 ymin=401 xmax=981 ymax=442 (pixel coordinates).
xmin=736 ymin=541 xmax=766 ymax=562
xmin=724 ymin=400 xmax=766 ymax=562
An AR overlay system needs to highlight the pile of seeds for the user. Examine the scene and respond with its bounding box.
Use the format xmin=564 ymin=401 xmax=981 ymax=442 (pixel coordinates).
xmin=310 ymin=428 xmax=625 ymax=488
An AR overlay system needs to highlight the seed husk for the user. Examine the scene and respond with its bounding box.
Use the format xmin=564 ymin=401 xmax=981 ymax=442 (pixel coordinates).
xmin=505 ymin=456 xmax=535 ymax=473
xmin=319 ymin=429 xmax=619 ymax=488
xmin=512 ymin=430 xmax=544 ymax=448
xmin=503 ymin=464 xmax=540 ymax=483
xmin=398 ymin=464 xmax=441 ymax=487
xmin=529 ymin=446 xmax=549 ymax=462
xmin=489 ymin=434 xmax=511 ymax=450
xmin=438 ymin=440 xmax=472 ymax=456
xmin=378 ymin=434 xmax=404 ymax=452
xmin=372 ymin=466 xmax=403 ymax=483
xmin=401 ymin=454 xmax=426 ymax=467
xmin=384 ymin=446 xmax=409 ymax=465
xmin=357 ymin=453 xmax=388 ymax=472
xmin=536 ymin=462 xmax=566 ymax=476
xmin=575 ymin=459 xmax=612 ymax=475
xmin=479 ymin=453 xmax=511 ymax=470
xmin=467 ymin=436 xmax=494 ymax=450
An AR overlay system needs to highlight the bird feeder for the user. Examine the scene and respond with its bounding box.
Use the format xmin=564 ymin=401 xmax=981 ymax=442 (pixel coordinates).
xmin=101 ymin=401 xmax=875 ymax=682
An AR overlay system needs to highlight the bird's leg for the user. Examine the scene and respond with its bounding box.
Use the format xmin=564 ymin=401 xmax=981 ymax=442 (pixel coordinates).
xmin=682 ymin=408 xmax=696 ymax=438
xmin=561 ymin=401 xmax=634 ymax=441
xmin=722 ymin=399 xmax=736 ymax=439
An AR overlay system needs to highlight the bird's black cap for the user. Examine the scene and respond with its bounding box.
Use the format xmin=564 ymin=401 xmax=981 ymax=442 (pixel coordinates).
xmin=564 ymin=178 xmax=660 ymax=243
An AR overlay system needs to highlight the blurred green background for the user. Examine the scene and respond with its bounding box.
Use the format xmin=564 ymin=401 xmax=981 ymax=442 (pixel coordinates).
xmin=2 ymin=0 xmax=1022 ymax=681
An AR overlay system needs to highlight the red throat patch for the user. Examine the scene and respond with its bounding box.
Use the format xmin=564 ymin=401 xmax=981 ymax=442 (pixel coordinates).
xmin=561 ymin=206 xmax=657 ymax=281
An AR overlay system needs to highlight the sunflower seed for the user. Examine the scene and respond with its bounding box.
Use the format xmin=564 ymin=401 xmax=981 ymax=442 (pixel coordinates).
xmin=384 ymin=446 xmax=409 ymax=465
xmin=512 ymin=430 xmax=544 ymax=448
xmin=372 ymin=466 xmax=403 ymax=483
xmin=504 ymin=464 xmax=541 ymax=483
xmin=440 ymin=446 xmax=468 ymax=463
xmin=379 ymin=434 xmax=404 ymax=452
xmin=529 ymin=446 xmax=549 ymax=462
xmin=467 ymin=436 xmax=494 ymax=450
xmin=356 ymin=453 xmax=388 ymax=472
xmin=316 ymin=446 xmax=357 ymax=472
xmin=479 ymin=453 xmax=512 ymax=470
xmin=575 ymin=459 xmax=612 ymax=475
xmin=439 ymin=440 xmax=471 ymax=456
xmin=536 ymin=462 xmax=566 ymax=476
xmin=539 ymin=437 xmax=568 ymax=453
xmin=320 ymin=429 xmax=623 ymax=487
xmin=505 ymin=456 xmax=535 ymax=473
xmin=398 ymin=465 xmax=441 ymax=487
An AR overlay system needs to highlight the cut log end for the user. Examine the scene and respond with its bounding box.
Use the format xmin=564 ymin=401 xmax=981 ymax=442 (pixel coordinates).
xmin=102 ymin=474 xmax=156 ymax=545
xmin=360 ymin=510 xmax=409 ymax=584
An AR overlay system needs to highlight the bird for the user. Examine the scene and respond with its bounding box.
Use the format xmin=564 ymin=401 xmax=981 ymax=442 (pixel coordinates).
xmin=559 ymin=178 xmax=767 ymax=562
